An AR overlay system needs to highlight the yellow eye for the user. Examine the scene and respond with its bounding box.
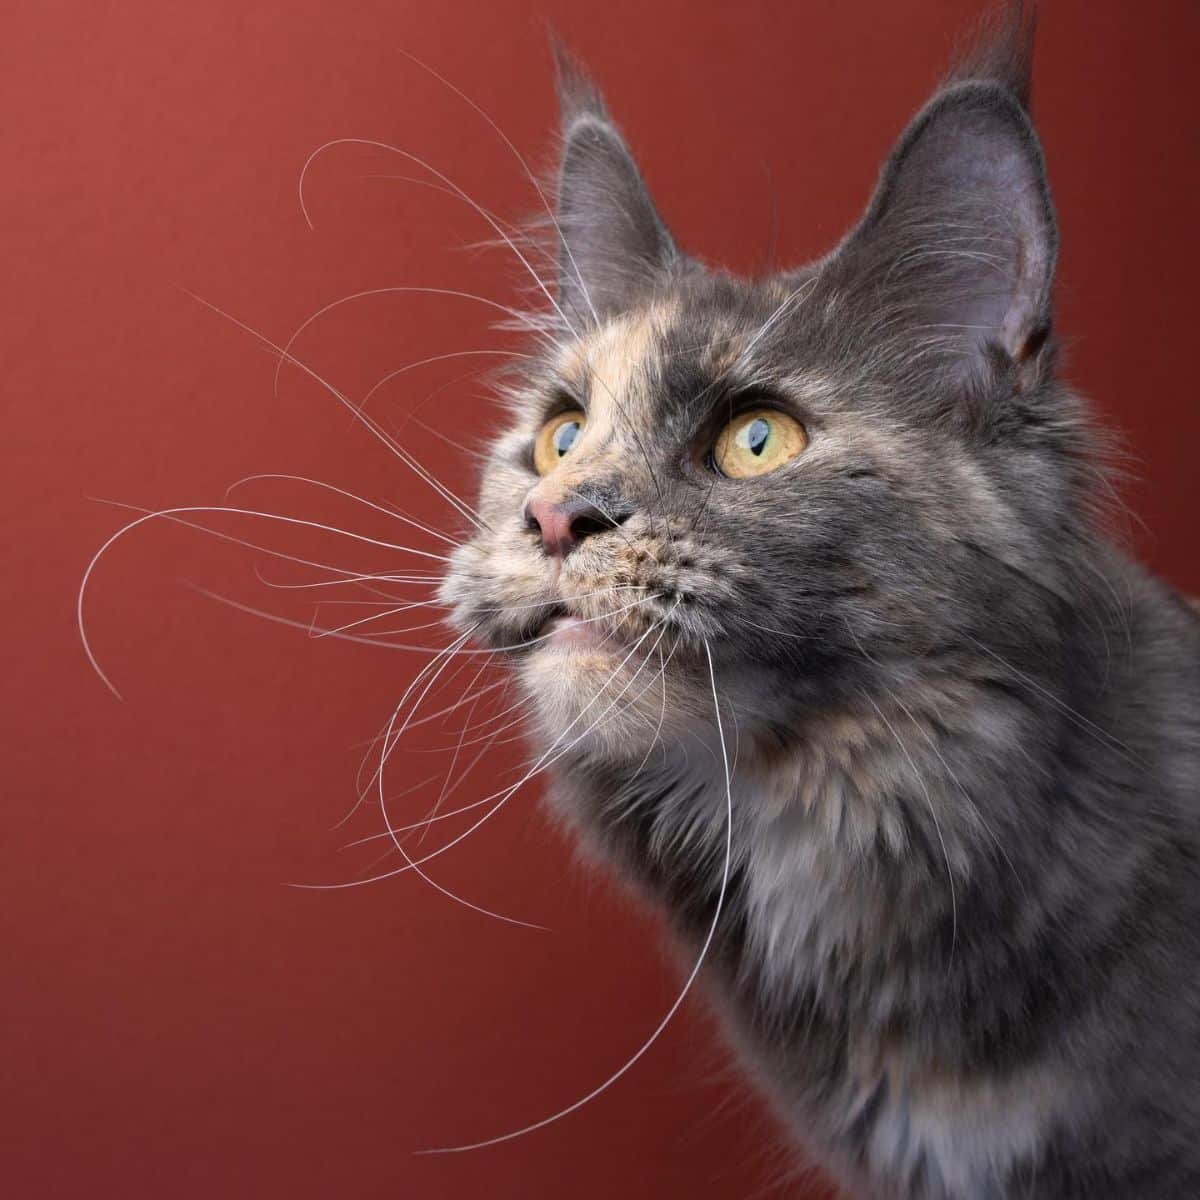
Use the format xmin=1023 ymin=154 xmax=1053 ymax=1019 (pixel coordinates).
xmin=533 ymin=409 xmax=587 ymax=475
xmin=712 ymin=408 xmax=807 ymax=478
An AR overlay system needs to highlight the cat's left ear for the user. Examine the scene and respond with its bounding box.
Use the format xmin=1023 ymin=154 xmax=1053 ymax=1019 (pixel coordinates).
xmin=829 ymin=33 xmax=1056 ymax=388
xmin=552 ymin=48 xmax=679 ymax=325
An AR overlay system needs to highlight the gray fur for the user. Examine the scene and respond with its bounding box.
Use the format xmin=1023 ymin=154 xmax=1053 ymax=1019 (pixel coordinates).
xmin=441 ymin=11 xmax=1200 ymax=1197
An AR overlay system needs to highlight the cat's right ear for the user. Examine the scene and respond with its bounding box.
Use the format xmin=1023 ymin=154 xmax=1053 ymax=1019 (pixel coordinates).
xmin=552 ymin=47 xmax=679 ymax=325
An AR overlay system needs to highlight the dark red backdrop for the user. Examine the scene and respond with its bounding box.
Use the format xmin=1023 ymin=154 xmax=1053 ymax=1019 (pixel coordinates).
xmin=5 ymin=3 xmax=1197 ymax=1197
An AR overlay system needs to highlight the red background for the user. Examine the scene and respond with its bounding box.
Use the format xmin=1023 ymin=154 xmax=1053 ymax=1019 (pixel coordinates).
xmin=5 ymin=3 xmax=1197 ymax=1197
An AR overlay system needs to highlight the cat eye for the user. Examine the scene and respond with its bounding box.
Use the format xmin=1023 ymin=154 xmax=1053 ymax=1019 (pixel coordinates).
xmin=533 ymin=409 xmax=587 ymax=475
xmin=711 ymin=408 xmax=808 ymax=478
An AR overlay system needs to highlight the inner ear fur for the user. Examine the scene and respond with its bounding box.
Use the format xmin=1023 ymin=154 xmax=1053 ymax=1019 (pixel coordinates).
xmin=831 ymin=76 xmax=1057 ymax=387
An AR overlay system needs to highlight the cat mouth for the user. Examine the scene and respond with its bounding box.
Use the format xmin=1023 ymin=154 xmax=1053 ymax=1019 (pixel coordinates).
xmin=528 ymin=604 xmax=629 ymax=654
xmin=543 ymin=612 xmax=612 ymax=649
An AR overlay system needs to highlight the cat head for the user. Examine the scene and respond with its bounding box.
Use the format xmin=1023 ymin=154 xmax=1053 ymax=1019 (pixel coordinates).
xmin=440 ymin=15 xmax=1097 ymax=765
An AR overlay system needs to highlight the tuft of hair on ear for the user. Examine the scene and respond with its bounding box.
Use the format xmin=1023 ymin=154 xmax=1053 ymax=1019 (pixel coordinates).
xmin=815 ymin=0 xmax=1060 ymax=411
xmin=947 ymin=0 xmax=1038 ymax=109
xmin=550 ymin=37 xmax=609 ymax=135
xmin=545 ymin=37 xmax=679 ymax=326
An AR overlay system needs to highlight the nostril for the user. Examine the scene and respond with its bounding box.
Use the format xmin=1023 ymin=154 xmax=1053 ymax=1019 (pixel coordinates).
xmin=524 ymin=495 xmax=633 ymax=558
xmin=569 ymin=509 xmax=614 ymax=540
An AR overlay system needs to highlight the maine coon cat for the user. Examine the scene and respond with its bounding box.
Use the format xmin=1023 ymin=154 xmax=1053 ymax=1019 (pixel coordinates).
xmin=437 ymin=13 xmax=1200 ymax=1200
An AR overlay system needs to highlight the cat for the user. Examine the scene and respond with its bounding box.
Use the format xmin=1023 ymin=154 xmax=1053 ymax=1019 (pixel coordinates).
xmin=438 ymin=10 xmax=1200 ymax=1199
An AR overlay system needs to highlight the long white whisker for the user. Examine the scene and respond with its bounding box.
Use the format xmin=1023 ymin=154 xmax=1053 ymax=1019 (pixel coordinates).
xmin=253 ymin=569 xmax=442 ymax=591
xmin=346 ymin=627 xmax=483 ymax=824
xmin=299 ymin=603 xmax=673 ymax=886
xmin=863 ymin=692 xmax=958 ymax=960
xmin=960 ymin=633 xmax=1143 ymax=765
xmin=359 ymin=173 xmax=537 ymax=249
xmin=226 ymin=473 xmax=462 ymax=548
xmin=78 ymin=499 xmax=453 ymax=697
xmin=415 ymin=658 xmax=493 ymax=848
xmin=357 ymin=348 xmax=534 ymax=412
xmin=633 ymin=634 xmax=680 ymax=775
xmin=370 ymin=634 xmax=546 ymax=931
xmin=467 ymin=594 xmax=662 ymax=656
xmin=193 ymin=589 xmax=662 ymax=663
xmin=884 ymin=686 xmax=1027 ymax=899
xmin=321 ymin=583 xmax=648 ymax=615
xmin=586 ymin=616 xmax=674 ymax=738
xmin=363 ymin=594 xmax=665 ymax=795
xmin=347 ymin=677 xmax=509 ymax=765
xmin=418 ymin=708 xmax=510 ymax=846
xmin=391 ymin=47 xmax=601 ymax=328
xmin=183 ymin=289 xmax=491 ymax=534
xmin=296 ymin=138 xmax=579 ymax=336
xmin=418 ymin=635 xmax=734 ymax=1153
xmin=188 ymin=588 xmax=455 ymax=653
xmin=312 ymin=609 xmax=447 ymax=640
xmin=342 ymin=592 xmax=664 ymax=832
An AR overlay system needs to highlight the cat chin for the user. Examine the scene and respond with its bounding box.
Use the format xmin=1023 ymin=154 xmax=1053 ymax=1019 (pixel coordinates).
xmin=517 ymin=642 xmax=688 ymax=761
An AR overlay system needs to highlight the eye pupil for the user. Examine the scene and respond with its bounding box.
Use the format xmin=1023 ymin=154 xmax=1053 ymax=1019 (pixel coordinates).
xmin=742 ymin=418 xmax=771 ymax=456
xmin=553 ymin=420 xmax=581 ymax=457
xmin=533 ymin=408 xmax=587 ymax=476
xmin=711 ymin=407 xmax=806 ymax=479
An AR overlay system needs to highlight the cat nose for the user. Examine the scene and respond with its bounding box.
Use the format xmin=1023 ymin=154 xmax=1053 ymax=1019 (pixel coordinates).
xmin=523 ymin=495 xmax=630 ymax=558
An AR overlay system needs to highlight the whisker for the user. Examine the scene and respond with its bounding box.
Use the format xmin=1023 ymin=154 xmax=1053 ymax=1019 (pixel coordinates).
xmin=307 ymin=598 xmax=446 ymax=607
xmin=183 ymin=288 xmax=492 ymax=535
xmin=330 ymin=585 xmax=651 ymax=648
xmin=78 ymin=498 xmax=455 ymax=696
xmin=253 ymin=568 xmax=442 ymax=591
xmin=342 ymin=592 xmax=666 ymax=830
xmin=388 ymin=408 xmax=499 ymax=464
xmin=301 ymin=601 xmax=674 ymax=883
xmin=633 ymin=634 xmax=681 ymax=775
xmin=417 ymin=634 xmax=733 ymax=1153
xmin=370 ymin=632 xmax=546 ymax=930
xmin=863 ymin=691 xmax=958 ymax=961
xmin=467 ymin=593 xmax=663 ymax=657
xmin=192 ymin=588 xmax=663 ymax=665
xmin=883 ymin=685 xmax=1027 ymax=899
xmin=414 ymin=654 xmax=495 ymax=848
xmin=325 ymin=583 xmax=649 ymax=615
xmin=346 ymin=626 xmax=485 ymax=824
xmin=311 ymin=608 xmax=447 ymax=640
xmin=960 ymin=633 xmax=1144 ymax=766
xmin=587 ymin=616 xmax=675 ymax=739
xmin=345 ymin=677 xmax=509 ymax=761
xmin=334 ymin=771 xmax=442 ymax=833
xmin=295 ymin=138 xmax=579 ymax=336
xmin=188 ymin=587 xmax=455 ymax=654
xmin=358 ymin=349 xmax=535 ymax=413
xmin=392 ymin=46 xmax=601 ymax=328
xmin=226 ymin=473 xmax=462 ymax=548
xmin=373 ymin=690 xmax=533 ymax=760
xmin=359 ymin=173 xmax=541 ymax=255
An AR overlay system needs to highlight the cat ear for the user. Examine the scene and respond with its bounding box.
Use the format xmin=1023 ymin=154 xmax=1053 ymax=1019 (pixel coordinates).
xmin=830 ymin=22 xmax=1056 ymax=387
xmin=552 ymin=48 xmax=679 ymax=325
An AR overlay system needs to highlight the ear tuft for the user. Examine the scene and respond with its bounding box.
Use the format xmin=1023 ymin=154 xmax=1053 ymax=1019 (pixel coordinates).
xmin=549 ymin=44 xmax=678 ymax=326
xmin=551 ymin=40 xmax=610 ymax=131
xmin=828 ymin=9 xmax=1055 ymax=397
xmin=948 ymin=0 xmax=1037 ymax=108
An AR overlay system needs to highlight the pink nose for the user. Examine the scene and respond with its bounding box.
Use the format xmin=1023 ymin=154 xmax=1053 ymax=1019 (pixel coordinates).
xmin=524 ymin=495 xmax=619 ymax=558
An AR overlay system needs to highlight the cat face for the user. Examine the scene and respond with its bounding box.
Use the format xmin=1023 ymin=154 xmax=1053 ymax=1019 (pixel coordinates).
xmin=441 ymin=49 xmax=1081 ymax=766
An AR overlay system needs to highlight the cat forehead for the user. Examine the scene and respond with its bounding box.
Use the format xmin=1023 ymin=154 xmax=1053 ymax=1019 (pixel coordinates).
xmin=557 ymin=300 xmax=729 ymax=393
xmin=550 ymin=281 xmax=799 ymax=418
